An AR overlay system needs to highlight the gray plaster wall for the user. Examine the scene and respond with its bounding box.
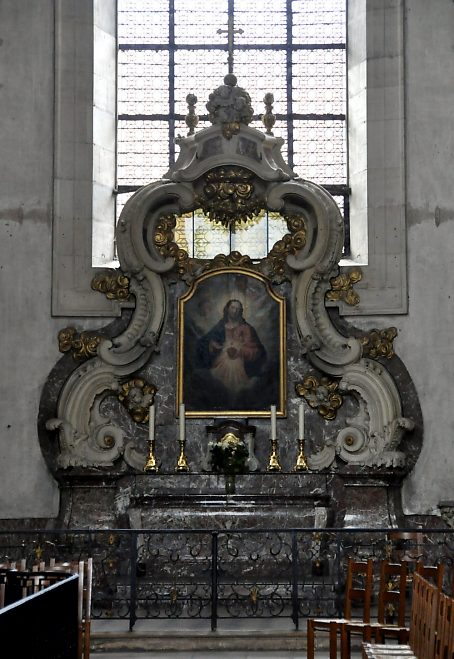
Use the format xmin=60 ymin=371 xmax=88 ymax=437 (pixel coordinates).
xmin=347 ymin=0 xmax=454 ymax=515
xmin=393 ymin=0 xmax=454 ymax=514
xmin=0 ymin=0 xmax=453 ymax=519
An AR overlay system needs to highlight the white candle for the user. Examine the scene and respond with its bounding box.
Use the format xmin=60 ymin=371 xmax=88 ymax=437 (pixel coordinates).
xmin=179 ymin=403 xmax=185 ymax=441
xmin=271 ymin=405 xmax=277 ymax=440
xmin=298 ymin=401 xmax=305 ymax=440
xmin=148 ymin=404 xmax=155 ymax=441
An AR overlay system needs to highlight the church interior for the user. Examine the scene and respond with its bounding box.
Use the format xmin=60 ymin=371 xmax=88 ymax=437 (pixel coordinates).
xmin=1 ymin=1 xmax=454 ymax=657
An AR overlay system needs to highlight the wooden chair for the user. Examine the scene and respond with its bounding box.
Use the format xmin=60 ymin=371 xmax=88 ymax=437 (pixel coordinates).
xmin=362 ymin=573 xmax=440 ymax=659
xmin=342 ymin=561 xmax=408 ymax=658
xmin=415 ymin=561 xmax=444 ymax=591
xmin=307 ymin=557 xmax=374 ymax=659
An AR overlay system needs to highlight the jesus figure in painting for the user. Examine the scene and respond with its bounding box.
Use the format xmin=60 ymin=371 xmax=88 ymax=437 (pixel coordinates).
xmin=196 ymin=299 xmax=266 ymax=393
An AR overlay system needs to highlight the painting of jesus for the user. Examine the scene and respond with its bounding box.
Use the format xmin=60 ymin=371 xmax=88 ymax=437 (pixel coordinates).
xmin=177 ymin=268 xmax=286 ymax=417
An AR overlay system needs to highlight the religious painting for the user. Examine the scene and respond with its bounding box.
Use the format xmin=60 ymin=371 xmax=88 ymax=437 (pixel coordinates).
xmin=177 ymin=268 xmax=286 ymax=417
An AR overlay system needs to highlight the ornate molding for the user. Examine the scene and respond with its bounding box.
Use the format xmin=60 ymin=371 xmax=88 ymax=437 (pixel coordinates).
xmin=46 ymin=361 xmax=125 ymax=468
xmin=263 ymin=213 xmax=307 ymax=279
xmin=195 ymin=167 xmax=263 ymax=228
xmin=360 ymin=328 xmax=398 ymax=360
xmin=307 ymin=359 xmax=415 ymax=470
xmin=118 ymin=378 xmax=157 ymax=424
xmin=58 ymin=327 xmax=104 ymax=362
xmin=91 ymin=269 xmax=131 ymax=301
xmin=295 ymin=375 xmax=343 ymax=420
xmin=326 ymin=269 xmax=362 ymax=306
xmin=154 ymin=214 xmax=191 ymax=277
xmin=204 ymin=251 xmax=255 ymax=272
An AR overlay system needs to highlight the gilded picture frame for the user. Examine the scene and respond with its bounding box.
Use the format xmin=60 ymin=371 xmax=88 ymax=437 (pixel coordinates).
xmin=177 ymin=268 xmax=286 ymax=418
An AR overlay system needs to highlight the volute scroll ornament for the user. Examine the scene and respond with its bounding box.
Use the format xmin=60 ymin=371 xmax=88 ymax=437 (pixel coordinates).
xmin=305 ymin=359 xmax=415 ymax=471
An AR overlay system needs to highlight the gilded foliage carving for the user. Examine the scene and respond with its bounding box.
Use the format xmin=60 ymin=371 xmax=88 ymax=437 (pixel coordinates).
xmin=58 ymin=327 xmax=104 ymax=362
xmin=295 ymin=375 xmax=343 ymax=420
xmin=91 ymin=269 xmax=130 ymax=301
xmin=154 ymin=214 xmax=190 ymax=276
xmin=195 ymin=167 xmax=263 ymax=228
xmin=326 ymin=268 xmax=362 ymax=306
xmin=118 ymin=378 xmax=157 ymax=424
xmin=204 ymin=251 xmax=255 ymax=272
xmin=265 ymin=214 xmax=307 ymax=277
xmin=360 ymin=327 xmax=398 ymax=360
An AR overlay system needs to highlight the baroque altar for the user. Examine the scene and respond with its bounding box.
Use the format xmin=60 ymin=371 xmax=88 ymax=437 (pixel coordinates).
xmin=40 ymin=75 xmax=423 ymax=532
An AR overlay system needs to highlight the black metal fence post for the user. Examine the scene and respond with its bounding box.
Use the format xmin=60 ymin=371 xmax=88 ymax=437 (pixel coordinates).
xmin=129 ymin=531 xmax=138 ymax=631
xmin=335 ymin=533 xmax=343 ymax=618
xmin=211 ymin=531 xmax=218 ymax=632
xmin=291 ymin=530 xmax=299 ymax=630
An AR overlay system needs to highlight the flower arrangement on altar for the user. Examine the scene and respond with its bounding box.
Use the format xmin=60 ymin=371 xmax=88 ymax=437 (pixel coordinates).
xmin=209 ymin=432 xmax=249 ymax=475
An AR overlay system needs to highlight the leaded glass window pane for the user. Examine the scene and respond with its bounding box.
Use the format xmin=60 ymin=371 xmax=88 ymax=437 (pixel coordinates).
xmin=117 ymin=0 xmax=349 ymax=257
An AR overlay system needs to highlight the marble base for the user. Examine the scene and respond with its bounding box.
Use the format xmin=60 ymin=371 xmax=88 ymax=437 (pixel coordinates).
xmin=128 ymin=473 xmax=330 ymax=530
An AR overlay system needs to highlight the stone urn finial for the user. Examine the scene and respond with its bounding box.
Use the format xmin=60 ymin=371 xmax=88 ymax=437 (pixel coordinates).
xmin=206 ymin=74 xmax=254 ymax=139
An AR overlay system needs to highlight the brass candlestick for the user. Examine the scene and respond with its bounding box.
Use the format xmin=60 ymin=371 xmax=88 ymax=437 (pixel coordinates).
xmin=144 ymin=438 xmax=159 ymax=473
xmin=294 ymin=438 xmax=308 ymax=471
xmin=175 ymin=439 xmax=189 ymax=472
xmin=267 ymin=438 xmax=282 ymax=472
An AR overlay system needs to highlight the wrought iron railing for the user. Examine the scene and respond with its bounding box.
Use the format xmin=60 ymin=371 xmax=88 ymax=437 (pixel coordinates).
xmin=0 ymin=528 xmax=452 ymax=631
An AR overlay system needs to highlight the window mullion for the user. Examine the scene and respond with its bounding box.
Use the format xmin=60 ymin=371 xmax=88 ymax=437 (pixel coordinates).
xmin=168 ymin=0 xmax=176 ymax=166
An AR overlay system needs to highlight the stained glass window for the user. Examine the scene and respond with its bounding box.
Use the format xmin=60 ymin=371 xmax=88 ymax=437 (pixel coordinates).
xmin=117 ymin=0 xmax=348 ymax=257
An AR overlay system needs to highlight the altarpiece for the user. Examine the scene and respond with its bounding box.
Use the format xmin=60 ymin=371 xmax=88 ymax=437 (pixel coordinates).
xmin=40 ymin=75 xmax=422 ymax=530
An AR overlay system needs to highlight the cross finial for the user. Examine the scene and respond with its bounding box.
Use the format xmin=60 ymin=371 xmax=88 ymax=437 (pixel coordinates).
xmin=217 ymin=15 xmax=244 ymax=74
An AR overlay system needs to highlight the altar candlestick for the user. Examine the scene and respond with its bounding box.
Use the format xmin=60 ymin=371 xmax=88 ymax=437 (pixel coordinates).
xmin=179 ymin=403 xmax=185 ymax=442
xmin=271 ymin=405 xmax=277 ymax=440
xmin=148 ymin=404 xmax=155 ymax=441
xmin=298 ymin=401 xmax=304 ymax=440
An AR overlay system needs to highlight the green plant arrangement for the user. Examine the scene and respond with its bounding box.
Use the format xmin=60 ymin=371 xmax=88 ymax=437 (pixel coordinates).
xmin=209 ymin=433 xmax=249 ymax=474
xmin=209 ymin=433 xmax=249 ymax=493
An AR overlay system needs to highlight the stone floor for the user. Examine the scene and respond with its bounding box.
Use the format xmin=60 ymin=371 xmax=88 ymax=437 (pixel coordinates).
xmin=92 ymin=653 xmax=363 ymax=658
xmin=90 ymin=619 xmax=364 ymax=657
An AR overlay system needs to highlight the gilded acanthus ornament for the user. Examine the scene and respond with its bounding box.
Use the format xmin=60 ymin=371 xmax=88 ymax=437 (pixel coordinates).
xmin=326 ymin=268 xmax=362 ymax=306
xmin=206 ymin=73 xmax=254 ymax=139
xmin=58 ymin=327 xmax=104 ymax=361
xmin=265 ymin=214 xmax=307 ymax=278
xmin=295 ymin=375 xmax=343 ymax=420
xmin=91 ymin=269 xmax=130 ymax=301
xmin=205 ymin=251 xmax=255 ymax=272
xmin=195 ymin=167 xmax=263 ymax=228
xmin=118 ymin=378 xmax=157 ymax=424
xmin=360 ymin=327 xmax=398 ymax=360
xmin=154 ymin=214 xmax=190 ymax=276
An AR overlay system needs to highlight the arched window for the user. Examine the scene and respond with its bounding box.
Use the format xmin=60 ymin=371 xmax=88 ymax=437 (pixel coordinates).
xmin=116 ymin=0 xmax=349 ymax=258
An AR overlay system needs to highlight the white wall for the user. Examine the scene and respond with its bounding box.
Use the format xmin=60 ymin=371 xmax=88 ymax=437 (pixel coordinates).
xmin=0 ymin=0 xmax=453 ymax=519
